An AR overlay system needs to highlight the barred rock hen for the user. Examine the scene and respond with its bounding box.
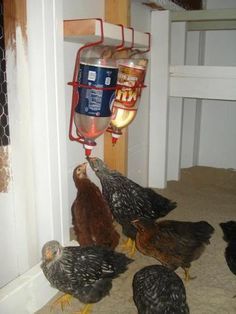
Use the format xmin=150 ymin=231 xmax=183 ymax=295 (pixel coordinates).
xmin=71 ymin=162 xmax=119 ymax=249
xmin=133 ymin=265 xmax=189 ymax=314
xmin=132 ymin=218 xmax=214 ymax=281
xmin=219 ymin=221 xmax=236 ymax=278
xmin=41 ymin=241 xmax=133 ymax=314
xmin=87 ymin=157 xmax=177 ymax=255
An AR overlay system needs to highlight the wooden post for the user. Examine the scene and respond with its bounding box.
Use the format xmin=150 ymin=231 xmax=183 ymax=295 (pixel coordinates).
xmin=3 ymin=0 xmax=27 ymax=48
xmin=104 ymin=0 xmax=130 ymax=174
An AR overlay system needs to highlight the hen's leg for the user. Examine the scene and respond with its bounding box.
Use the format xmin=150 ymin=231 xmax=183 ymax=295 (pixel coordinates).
xmin=183 ymin=267 xmax=196 ymax=282
xmin=74 ymin=303 xmax=93 ymax=314
xmin=120 ymin=238 xmax=136 ymax=257
xmin=50 ymin=293 xmax=73 ymax=311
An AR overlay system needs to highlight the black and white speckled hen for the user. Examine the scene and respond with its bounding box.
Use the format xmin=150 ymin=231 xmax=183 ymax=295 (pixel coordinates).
xmin=41 ymin=240 xmax=133 ymax=314
xmin=132 ymin=218 xmax=214 ymax=281
xmin=71 ymin=162 xmax=120 ymax=249
xmin=133 ymin=265 xmax=189 ymax=314
xmin=87 ymin=157 xmax=177 ymax=255
xmin=219 ymin=221 xmax=236 ymax=279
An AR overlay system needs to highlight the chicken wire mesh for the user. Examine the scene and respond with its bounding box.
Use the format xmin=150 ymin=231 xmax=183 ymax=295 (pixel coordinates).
xmin=0 ymin=0 xmax=10 ymax=192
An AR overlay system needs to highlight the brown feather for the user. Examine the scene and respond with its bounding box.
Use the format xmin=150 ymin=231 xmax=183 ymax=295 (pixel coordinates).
xmin=132 ymin=218 xmax=214 ymax=271
xmin=71 ymin=163 xmax=120 ymax=249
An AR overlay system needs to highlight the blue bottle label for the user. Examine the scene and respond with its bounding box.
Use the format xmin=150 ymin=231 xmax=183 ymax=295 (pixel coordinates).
xmin=76 ymin=63 xmax=118 ymax=117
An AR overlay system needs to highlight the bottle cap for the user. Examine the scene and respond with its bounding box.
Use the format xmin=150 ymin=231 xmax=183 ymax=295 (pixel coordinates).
xmin=85 ymin=148 xmax=92 ymax=156
xmin=84 ymin=143 xmax=96 ymax=156
xmin=112 ymin=133 xmax=121 ymax=145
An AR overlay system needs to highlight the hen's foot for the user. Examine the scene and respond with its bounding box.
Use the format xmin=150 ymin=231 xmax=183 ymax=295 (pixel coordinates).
xmin=50 ymin=293 xmax=73 ymax=311
xmin=183 ymin=267 xmax=196 ymax=282
xmin=120 ymin=238 xmax=136 ymax=257
xmin=74 ymin=303 xmax=93 ymax=314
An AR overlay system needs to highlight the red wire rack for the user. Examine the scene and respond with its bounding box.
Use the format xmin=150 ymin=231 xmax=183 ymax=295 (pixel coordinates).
xmin=67 ymin=18 xmax=150 ymax=153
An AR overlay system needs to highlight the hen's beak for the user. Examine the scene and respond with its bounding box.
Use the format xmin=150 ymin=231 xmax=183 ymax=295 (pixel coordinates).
xmin=87 ymin=157 xmax=98 ymax=172
xmin=81 ymin=162 xmax=88 ymax=170
xmin=82 ymin=162 xmax=88 ymax=175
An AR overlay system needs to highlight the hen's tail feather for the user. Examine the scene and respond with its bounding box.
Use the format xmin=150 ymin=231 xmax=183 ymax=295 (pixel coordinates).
xmin=193 ymin=221 xmax=215 ymax=243
xmin=146 ymin=188 xmax=177 ymax=217
xmin=108 ymin=251 xmax=133 ymax=276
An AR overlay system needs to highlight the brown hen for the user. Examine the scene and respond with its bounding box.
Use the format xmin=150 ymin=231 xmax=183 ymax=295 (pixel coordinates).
xmin=132 ymin=218 xmax=214 ymax=281
xmin=71 ymin=162 xmax=120 ymax=249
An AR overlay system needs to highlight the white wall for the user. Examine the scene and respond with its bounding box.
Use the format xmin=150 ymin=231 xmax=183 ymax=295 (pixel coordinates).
xmin=1 ymin=0 xmax=70 ymax=311
xmin=0 ymin=25 xmax=28 ymax=287
xmin=198 ymin=0 xmax=236 ymax=169
xmin=128 ymin=1 xmax=151 ymax=185
xmin=0 ymin=191 xmax=18 ymax=287
xmin=181 ymin=31 xmax=203 ymax=168
xmin=181 ymin=0 xmax=236 ymax=170
xmin=1 ymin=4 xmax=41 ymax=288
